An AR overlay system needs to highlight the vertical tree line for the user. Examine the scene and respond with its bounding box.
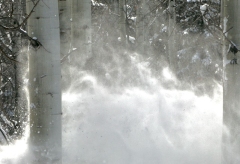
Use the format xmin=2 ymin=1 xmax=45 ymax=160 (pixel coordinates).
xmin=222 ymin=0 xmax=240 ymax=163
xmin=27 ymin=0 xmax=62 ymax=163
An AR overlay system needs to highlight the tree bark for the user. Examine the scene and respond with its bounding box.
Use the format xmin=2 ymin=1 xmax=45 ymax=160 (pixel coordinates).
xmin=59 ymin=0 xmax=72 ymax=91
xmin=222 ymin=0 xmax=240 ymax=163
xmin=26 ymin=0 xmax=62 ymax=163
xmin=168 ymin=0 xmax=177 ymax=72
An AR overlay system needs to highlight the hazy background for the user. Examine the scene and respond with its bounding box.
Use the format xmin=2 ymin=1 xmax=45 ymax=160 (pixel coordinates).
xmin=0 ymin=1 xmax=223 ymax=163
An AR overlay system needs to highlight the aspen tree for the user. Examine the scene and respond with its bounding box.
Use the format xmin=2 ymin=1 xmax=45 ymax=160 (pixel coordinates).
xmin=222 ymin=0 xmax=240 ymax=163
xmin=27 ymin=0 xmax=62 ymax=163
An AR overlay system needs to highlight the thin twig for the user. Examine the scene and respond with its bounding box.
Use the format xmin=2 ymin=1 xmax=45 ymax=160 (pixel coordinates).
xmin=223 ymin=26 xmax=233 ymax=34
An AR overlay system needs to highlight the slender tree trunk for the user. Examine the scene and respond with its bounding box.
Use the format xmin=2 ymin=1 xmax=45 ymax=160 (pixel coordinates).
xmin=112 ymin=0 xmax=119 ymax=14
xmin=27 ymin=0 xmax=62 ymax=163
xmin=71 ymin=0 xmax=92 ymax=67
xmin=119 ymin=0 xmax=127 ymax=47
xmin=13 ymin=0 xmax=26 ymax=139
xmin=59 ymin=0 xmax=72 ymax=91
xmin=136 ymin=0 xmax=147 ymax=53
xmin=222 ymin=0 xmax=240 ymax=163
xmin=59 ymin=0 xmax=72 ymax=56
xmin=168 ymin=0 xmax=177 ymax=71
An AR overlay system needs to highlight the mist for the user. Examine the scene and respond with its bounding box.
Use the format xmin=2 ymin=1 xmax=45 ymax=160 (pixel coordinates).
xmin=61 ymin=51 xmax=222 ymax=164
xmin=0 ymin=1 xmax=224 ymax=163
xmin=0 ymin=50 xmax=223 ymax=164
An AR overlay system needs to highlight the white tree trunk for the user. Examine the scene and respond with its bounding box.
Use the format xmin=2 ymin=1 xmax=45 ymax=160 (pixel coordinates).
xmin=222 ymin=0 xmax=240 ymax=163
xmin=59 ymin=0 xmax=72 ymax=91
xmin=59 ymin=0 xmax=72 ymax=56
xmin=168 ymin=0 xmax=177 ymax=71
xmin=112 ymin=0 xmax=119 ymax=14
xmin=119 ymin=0 xmax=127 ymax=46
xmin=136 ymin=0 xmax=147 ymax=53
xmin=27 ymin=0 xmax=62 ymax=163
xmin=71 ymin=0 xmax=92 ymax=66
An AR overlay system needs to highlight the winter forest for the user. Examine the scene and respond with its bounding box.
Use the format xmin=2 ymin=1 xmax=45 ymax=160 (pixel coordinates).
xmin=0 ymin=0 xmax=239 ymax=163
